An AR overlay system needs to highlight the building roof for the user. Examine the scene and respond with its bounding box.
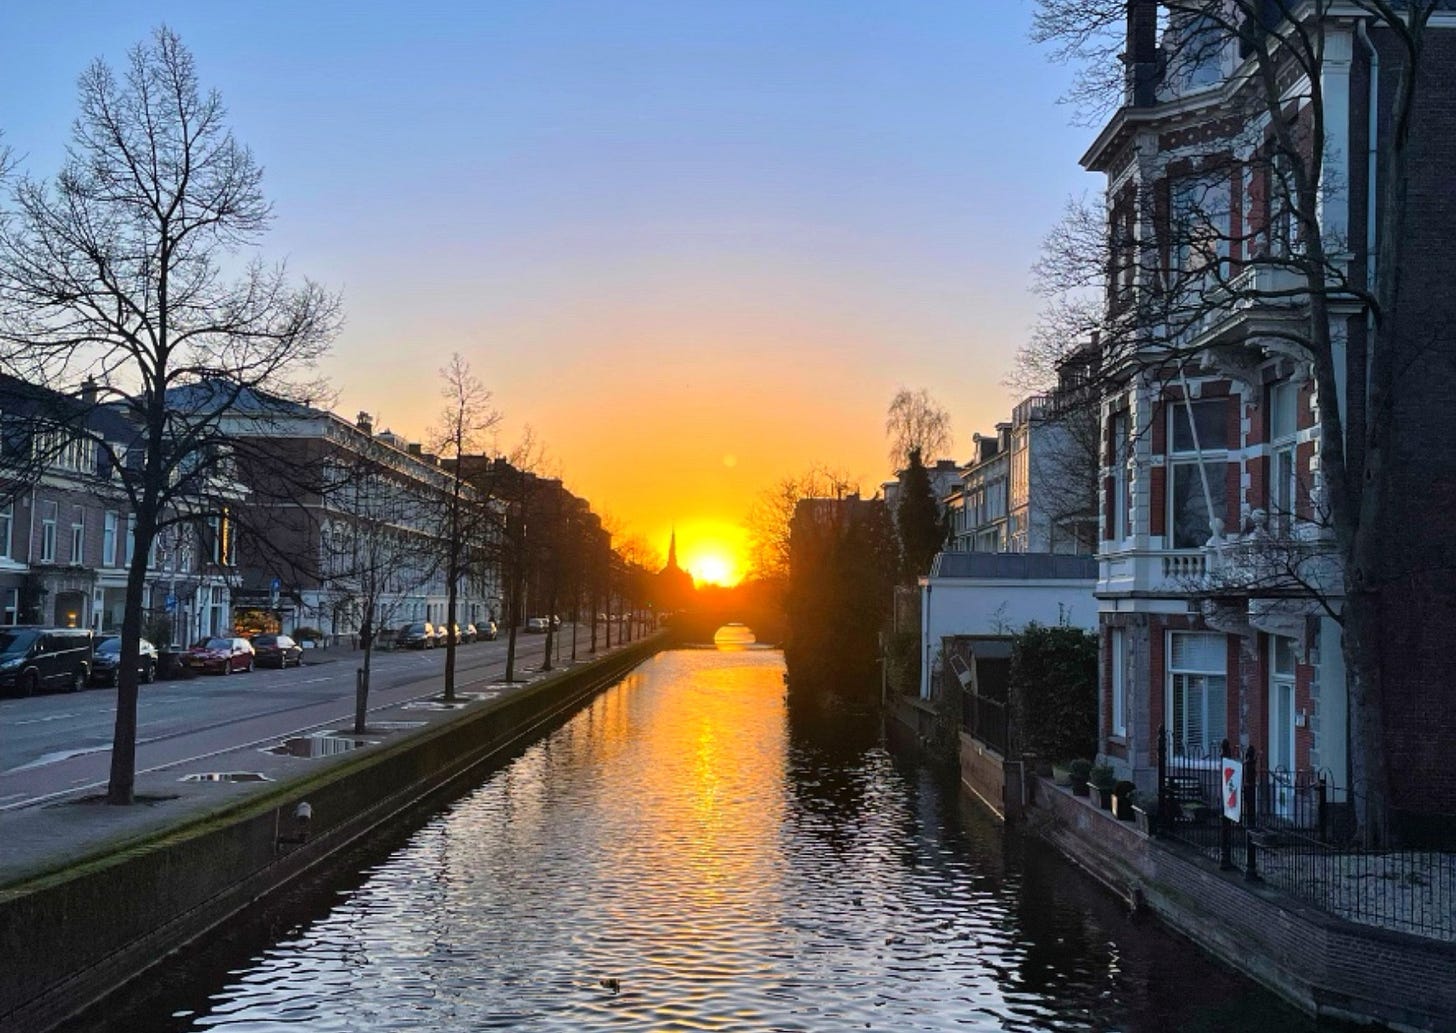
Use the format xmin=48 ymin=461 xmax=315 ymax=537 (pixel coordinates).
xmin=930 ymin=551 xmax=1096 ymax=581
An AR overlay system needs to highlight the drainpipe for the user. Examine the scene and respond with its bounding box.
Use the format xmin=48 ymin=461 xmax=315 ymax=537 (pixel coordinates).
xmin=1355 ymin=19 xmax=1379 ymax=403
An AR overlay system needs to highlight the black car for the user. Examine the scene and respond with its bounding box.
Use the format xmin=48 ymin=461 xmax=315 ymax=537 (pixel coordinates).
xmin=90 ymin=635 xmax=159 ymax=686
xmin=398 ymin=622 xmax=435 ymax=649
xmin=251 ymin=634 xmax=303 ymax=668
xmin=0 ymin=627 xmax=94 ymax=696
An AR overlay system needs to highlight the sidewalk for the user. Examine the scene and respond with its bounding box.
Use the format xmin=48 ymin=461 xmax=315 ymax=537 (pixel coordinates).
xmin=0 ymin=644 xmax=630 ymax=889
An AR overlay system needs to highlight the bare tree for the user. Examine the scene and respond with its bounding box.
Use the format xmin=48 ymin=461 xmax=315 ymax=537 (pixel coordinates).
xmin=430 ymin=355 xmax=500 ymax=701
xmin=328 ymin=451 xmax=444 ymax=733
xmin=0 ymin=27 xmax=340 ymax=803
xmin=1033 ymin=0 xmax=1451 ymax=834
xmin=746 ymin=466 xmax=860 ymax=583
xmin=885 ymin=388 xmax=953 ymax=469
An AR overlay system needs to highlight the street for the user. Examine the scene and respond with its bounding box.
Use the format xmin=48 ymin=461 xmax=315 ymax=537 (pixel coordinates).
xmin=0 ymin=628 xmax=588 ymax=810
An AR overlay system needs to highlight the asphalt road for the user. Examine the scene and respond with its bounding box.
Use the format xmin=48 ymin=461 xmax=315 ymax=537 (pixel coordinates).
xmin=0 ymin=626 xmax=592 ymax=810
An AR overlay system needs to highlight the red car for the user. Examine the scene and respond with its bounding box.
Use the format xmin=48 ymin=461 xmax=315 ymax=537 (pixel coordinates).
xmin=184 ymin=636 xmax=256 ymax=675
xmin=250 ymin=633 xmax=303 ymax=668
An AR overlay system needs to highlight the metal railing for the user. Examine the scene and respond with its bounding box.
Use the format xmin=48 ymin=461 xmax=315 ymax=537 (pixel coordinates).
xmin=1155 ymin=728 xmax=1456 ymax=941
xmin=961 ymin=693 xmax=1008 ymax=756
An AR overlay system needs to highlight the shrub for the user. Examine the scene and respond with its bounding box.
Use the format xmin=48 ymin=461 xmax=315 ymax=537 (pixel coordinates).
xmin=1008 ymin=622 xmax=1098 ymax=764
xmin=293 ymin=625 xmax=323 ymax=643
xmin=1068 ymin=758 xmax=1093 ymax=783
xmin=1089 ymin=764 xmax=1116 ymax=790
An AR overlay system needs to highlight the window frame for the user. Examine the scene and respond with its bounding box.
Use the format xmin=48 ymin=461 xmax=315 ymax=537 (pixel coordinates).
xmin=1111 ymin=626 xmax=1127 ymax=738
xmin=1167 ymin=398 xmax=1228 ymax=550
xmin=1166 ymin=630 xmax=1229 ymax=759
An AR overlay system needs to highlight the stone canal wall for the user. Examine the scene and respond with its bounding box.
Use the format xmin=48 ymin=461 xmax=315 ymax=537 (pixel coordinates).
xmin=0 ymin=638 xmax=664 ymax=1033
xmin=1024 ymin=775 xmax=1456 ymax=1033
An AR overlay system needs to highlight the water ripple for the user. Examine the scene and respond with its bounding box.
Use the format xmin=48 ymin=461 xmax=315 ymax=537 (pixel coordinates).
xmin=77 ymin=647 xmax=1317 ymax=1033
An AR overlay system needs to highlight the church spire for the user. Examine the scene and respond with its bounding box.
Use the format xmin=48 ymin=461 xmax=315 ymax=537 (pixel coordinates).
xmin=667 ymin=528 xmax=678 ymax=570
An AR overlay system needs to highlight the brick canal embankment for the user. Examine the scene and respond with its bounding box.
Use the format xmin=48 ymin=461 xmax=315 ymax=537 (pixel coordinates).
xmin=0 ymin=636 xmax=665 ymax=1033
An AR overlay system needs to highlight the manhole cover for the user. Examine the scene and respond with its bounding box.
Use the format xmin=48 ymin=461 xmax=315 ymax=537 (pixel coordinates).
xmin=179 ymin=772 xmax=272 ymax=783
xmin=263 ymin=736 xmax=376 ymax=758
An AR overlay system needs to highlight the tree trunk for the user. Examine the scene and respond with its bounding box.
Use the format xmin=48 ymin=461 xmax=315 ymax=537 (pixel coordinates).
xmin=106 ymin=516 xmax=157 ymax=805
xmin=444 ymin=561 xmax=459 ymax=701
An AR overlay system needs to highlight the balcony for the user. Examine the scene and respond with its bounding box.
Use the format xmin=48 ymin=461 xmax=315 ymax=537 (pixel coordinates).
xmin=1174 ymin=264 xmax=1311 ymax=353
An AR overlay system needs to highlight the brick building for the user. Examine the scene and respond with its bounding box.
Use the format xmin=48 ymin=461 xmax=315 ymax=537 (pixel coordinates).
xmin=1085 ymin=2 xmax=1456 ymax=824
xmin=0 ymin=376 xmax=237 ymax=639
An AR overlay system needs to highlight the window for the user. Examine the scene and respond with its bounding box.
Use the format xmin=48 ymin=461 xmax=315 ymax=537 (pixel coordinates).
xmin=1270 ymin=636 xmax=1297 ymax=773
xmin=1169 ymin=398 xmax=1228 ymax=549
xmin=1170 ymin=172 xmax=1232 ymax=284
xmin=70 ymin=516 xmax=84 ymax=565
xmin=1111 ymin=410 xmax=1132 ymax=540
xmin=0 ymin=504 xmax=10 ymax=560
xmin=1 ymin=587 xmax=16 ymax=625
xmin=103 ymin=512 xmax=118 ymax=567
xmin=124 ymin=514 xmax=136 ymax=566
xmin=1111 ymin=627 xmax=1127 ymax=737
xmin=41 ymin=501 xmax=58 ymax=562
xmin=1168 ymin=632 xmax=1228 ymax=756
xmin=1268 ymin=381 xmax=1299 ymax=535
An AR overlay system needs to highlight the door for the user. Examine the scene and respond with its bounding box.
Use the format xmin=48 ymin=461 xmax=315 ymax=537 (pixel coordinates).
xmin=1268 ymin=636 xmax=1297 ymax=819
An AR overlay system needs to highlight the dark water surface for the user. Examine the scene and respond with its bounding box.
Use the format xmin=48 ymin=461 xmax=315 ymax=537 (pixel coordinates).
xmin=75 ymin=642 xmax=1320 ymax=1032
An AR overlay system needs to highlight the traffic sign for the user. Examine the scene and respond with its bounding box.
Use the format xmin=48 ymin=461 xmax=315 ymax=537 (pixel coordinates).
xmin=164 ymin=594 xmax=177 ymax=613
xmin=1221 ymin=757 xmax=1243 ymax=822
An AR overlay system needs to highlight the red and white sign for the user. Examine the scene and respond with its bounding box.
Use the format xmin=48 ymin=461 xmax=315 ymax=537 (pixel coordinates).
xmin=1222 ymin=758 xmax=1243 ymax=822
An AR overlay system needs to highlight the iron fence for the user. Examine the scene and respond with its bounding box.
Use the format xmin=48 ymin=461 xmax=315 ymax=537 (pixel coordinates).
xmin=1155 ymin=727 xmax=1456 ymax=941
xmin=961 ymin=692 xmax=1008 ymax=756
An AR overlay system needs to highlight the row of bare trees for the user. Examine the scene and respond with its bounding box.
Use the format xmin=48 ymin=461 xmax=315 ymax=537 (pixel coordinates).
xmin=0 ymin=27 xmax=655 ymax=803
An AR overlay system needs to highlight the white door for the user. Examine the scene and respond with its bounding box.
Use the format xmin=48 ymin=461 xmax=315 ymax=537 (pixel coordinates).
xmin=1268 ymin=636 xmax=1297 ymax=819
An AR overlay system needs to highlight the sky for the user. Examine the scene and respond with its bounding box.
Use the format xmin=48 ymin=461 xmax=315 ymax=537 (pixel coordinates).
xmin=2 ymin=1 xmax=1098 ymax=584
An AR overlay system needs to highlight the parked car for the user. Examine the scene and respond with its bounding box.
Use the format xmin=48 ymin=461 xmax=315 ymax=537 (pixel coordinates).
xmin=90 ymin=635 xmax=158 ymax=686
xmin=250 ymin=633 xmax=303 ymax=668
xmin=183 ymin=637 xmax=256 ymax=675
xmin=398 ymin=622 xmax=436 ymax=649
xmin=0 ymin=627 xmax=94 ymax=696
xmin=478 ymin=619 xmax=499 ymax=641
xmin=461 ymin=623 xmax=478 ymax=644
xmin=525 ymin=617 xmax=550 ymax=634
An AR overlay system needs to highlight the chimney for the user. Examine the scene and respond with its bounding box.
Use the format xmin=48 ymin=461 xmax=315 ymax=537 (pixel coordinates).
xmin=1126 ymin=0 xmax=1160 ymax=107
xmin=356 ymin=411 xmax=373 ymax=434
xmin=407 ymin=443 xmax=422 ymax=456
xmin=79 ymin=377 xmax=98 ymax=406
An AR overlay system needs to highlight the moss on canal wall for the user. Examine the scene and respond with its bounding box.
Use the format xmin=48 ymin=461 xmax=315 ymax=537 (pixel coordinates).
xmin=0 ymin=637 xmax=665 ymax=1033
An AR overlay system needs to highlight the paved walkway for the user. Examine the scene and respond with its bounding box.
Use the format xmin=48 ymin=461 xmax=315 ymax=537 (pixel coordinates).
xmin=0 ymin=641 xmax=644 ymax=889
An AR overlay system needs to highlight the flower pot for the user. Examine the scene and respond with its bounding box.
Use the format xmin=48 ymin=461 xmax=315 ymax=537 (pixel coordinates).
xmin=1071 ymin=780 xmax=1090 ymax=797
xmin=1092 ymin=783 xmax=1114 ymax=810
xmin=1132 ymin=803 xmax=1154 ymax=835
xmin=1112 ymin=794 xmax=1137 ymax=821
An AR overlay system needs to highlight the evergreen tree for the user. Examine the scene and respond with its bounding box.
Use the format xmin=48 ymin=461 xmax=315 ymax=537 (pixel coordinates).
xmin=896 ymin=448 xmax=946 ymax=581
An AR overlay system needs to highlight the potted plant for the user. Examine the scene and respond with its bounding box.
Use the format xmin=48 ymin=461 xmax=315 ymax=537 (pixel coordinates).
xmin=1111 ymin=780 xmax=1138 ymax=821
xmin=1088 ymin=764 xmax=1116 ymax=810
xmin=1131 ymin=797 xmax=1158 ymax=836
xmin=1068 ymin=759 xmax=1092 ymax=797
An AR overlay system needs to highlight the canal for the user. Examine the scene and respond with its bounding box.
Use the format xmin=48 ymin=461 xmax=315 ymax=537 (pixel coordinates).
xmin=71 ymin=639 xmax=1318 ymax=1032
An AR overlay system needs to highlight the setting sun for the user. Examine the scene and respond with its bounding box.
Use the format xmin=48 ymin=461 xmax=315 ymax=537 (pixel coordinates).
xmin=684 ymin=551 xmax=737 ymax=586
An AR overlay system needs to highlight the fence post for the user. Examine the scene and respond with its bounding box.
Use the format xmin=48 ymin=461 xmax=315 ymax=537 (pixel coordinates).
xmin=1316 ymin=774 xmax=1328 ymax=843
xmin=1244 ymin=744 xmax=1260 ymax=882
xmin=1219 ymin=738 xmax=1235 ymax=870
xmin=1156 ymin=725 xmax=1169 ymax=836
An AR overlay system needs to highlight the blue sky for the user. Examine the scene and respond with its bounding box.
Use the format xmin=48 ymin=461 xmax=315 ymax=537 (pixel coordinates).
xmin=2 ymin=1 xmax=1100 ymax=570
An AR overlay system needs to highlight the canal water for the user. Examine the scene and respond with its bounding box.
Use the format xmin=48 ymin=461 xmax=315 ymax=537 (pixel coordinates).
xmin=74 ymin=638 xmax=1319 ymax=1032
